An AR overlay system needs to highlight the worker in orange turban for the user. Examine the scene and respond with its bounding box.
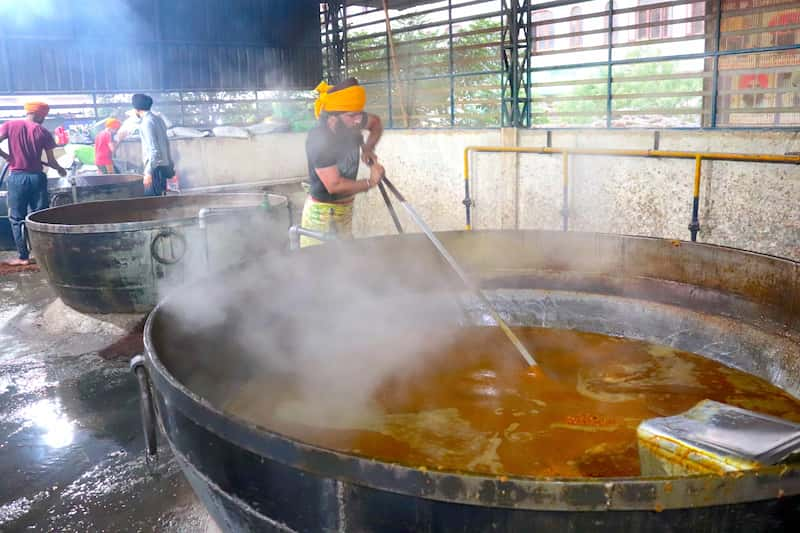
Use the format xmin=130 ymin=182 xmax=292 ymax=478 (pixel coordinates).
xmin=300 ymin=78 xmax=384 ymax=247
xmin=23 ymin=102 xmax=50 ymax=123
xmin=0 ymin=100 xmax=65 ymax=266
xmin=95 ymin=117 xmax=121 ymax=174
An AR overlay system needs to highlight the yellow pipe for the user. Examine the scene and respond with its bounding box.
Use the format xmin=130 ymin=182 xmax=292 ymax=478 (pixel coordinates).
xmin=689 ymin=155 xmax=703 ymax=241
xmin=462 ymin=147 xmax=472 ymax=230
xmin=463 ymin=145 xmax=800 ymax=165
xmin=461 ymin=145 xmax=800 ymax=234
xmin=693 ymin=155 xmax=702 ymax=199
xmin=463 ymin=146 xmax=470 ymax=180
xmin=562 ymin=151 xmax=569 ymax=231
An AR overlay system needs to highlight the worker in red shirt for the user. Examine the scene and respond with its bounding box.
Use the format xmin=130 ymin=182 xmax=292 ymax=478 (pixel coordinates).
xmin=0 ymin=102 xmax=67 ymax=266
xmin=94 ymin=118 xmax=120 ymax=174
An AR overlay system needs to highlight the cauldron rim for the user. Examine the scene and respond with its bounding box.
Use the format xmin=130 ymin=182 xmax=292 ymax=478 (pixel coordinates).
xmin=46 ymin=173 xmax=143 ymax=194
xmin=143 ymin=230 xmax=800 ymax=511
xmin=25 ymin=193 xmax=287 ymax=235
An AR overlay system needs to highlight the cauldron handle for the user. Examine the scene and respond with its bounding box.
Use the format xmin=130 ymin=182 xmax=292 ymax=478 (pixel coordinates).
xmin=0 ymin=161 xmax=8 ymax=188
xmin=130 ymin=355 xmax=158 ymax=460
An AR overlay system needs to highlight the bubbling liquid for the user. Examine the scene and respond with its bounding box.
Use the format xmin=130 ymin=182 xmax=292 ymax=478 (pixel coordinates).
xmin=226 ymin=327 xmax=800 ymax=478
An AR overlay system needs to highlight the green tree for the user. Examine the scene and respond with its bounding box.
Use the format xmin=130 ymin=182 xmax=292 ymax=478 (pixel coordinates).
xmin=542 ymin=51 xmax=704 ymax=126
xmin=345 ymin=15 xmax=502 ymax=127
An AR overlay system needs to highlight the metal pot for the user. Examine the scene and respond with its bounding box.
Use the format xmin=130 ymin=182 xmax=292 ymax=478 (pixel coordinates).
xmin=142 ymin=230 xmax=800 ymax=532
xmin=27 ymin=193 xmax=289 ymax=313
xmin=0 ymin=171 xmax=148 ymax=251
xmin=47 ymin=173 xmax=146 ymax=206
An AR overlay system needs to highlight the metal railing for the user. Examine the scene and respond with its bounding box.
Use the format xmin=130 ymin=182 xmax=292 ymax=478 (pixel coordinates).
xmin=462 ymin=145 xmax=800 ymax=239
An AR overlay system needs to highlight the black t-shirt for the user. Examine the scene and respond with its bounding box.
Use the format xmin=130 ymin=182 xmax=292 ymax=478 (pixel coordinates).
xmin=305 ymin=114 xmax=367 ymax=202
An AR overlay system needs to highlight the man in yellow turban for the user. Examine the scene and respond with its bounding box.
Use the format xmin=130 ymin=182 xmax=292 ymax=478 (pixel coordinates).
xmin=0 ymin=101 xmax=67 ymax=265
xmin=301 ymin=78 xmax=384 ymax=247
xmin=94 ymin=117 xmax=121 ymax=174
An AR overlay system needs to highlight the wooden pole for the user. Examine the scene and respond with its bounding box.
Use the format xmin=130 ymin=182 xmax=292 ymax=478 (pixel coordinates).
xmin=382 ymin=0 xmax=409 ymax=128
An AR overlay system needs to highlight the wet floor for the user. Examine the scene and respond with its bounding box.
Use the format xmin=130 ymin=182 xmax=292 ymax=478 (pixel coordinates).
xmin=0 ymin=255 xmax=218 ymax=532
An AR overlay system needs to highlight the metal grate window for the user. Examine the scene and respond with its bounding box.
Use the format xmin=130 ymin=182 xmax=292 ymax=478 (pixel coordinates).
xmin=325 ymin=0 xmax=503 ymax=128
xmin=0 ymin=91 xmax=315 ymax=131
xmin=324 ymin=0 xmax=799 ymax=129
xmin=716 ymin=0 xmax=800 ymax=127
xmin=529 ymin=0 xmax=708 ymax=128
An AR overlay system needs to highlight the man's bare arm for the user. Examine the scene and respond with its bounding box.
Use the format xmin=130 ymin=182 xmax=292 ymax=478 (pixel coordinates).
xmin=316 ymin=163 xmax=384 ymax=196
xmin=361 ymin=113 xmax=383 ymax=165
xmin=45 ymin=149 xmax=67 ymax=177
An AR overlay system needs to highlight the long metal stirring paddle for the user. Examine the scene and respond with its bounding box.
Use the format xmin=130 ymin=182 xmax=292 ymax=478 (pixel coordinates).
xmin=380 ymin=176 xmax=537 ymax=368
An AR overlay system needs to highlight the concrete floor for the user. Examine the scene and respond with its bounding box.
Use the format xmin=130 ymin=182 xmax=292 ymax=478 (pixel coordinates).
xmin=0 ymin=256 xmax=219 ymax=532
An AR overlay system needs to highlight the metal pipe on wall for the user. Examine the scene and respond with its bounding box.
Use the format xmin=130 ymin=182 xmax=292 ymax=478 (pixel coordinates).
xmin=561 ymin=151 xmax=569 ymax=232
xmin=462 ymin=148 xmax=473 ymax=230
xmin=463 ymin=146 xmax=800 ymax=240
xmin=464 ymin=146 xmax=800 ymax=165
xmin=689 ymin=155 xmax=702 ymax=242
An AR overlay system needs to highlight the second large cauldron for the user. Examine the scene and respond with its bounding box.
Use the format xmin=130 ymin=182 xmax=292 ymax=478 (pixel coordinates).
xmin=142 ymin=230 xmax=799 ymax=532
xmin=46 ymin=173 xmax=146 ymax=206
xmin=0 ymin=171 xmax=146 ymax=250
xmin=27 ymin=193 xmax=289 ymax=313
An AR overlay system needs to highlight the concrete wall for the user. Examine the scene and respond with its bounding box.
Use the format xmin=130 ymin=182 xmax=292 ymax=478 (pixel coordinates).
xmin=516 ymin=129 xmax=800 ymax=261
xmin=115 ymin=128 xmax=800 ymax=260
xmin=115 ymin=133 xmax=308 ymax=188
xmin=352 ymin=130 xmax=502 ymax=238
xmin=355 ymin=128 xmax=799 ymax=261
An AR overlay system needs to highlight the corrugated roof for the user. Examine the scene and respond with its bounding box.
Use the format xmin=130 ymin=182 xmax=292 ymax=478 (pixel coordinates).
xmin=0 ymin=0 xmax=321 ymax=93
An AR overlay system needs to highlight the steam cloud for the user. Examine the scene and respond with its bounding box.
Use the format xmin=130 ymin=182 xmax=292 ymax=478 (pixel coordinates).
xmin=158 ymin=220 xmax=471 ymax=428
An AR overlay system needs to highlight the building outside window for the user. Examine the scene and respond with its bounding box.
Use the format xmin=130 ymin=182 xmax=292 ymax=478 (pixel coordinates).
xmin=637 ymin=0 xmax=671 ymax=40
xmin=534 ymin=11 xmax=555 ymax=51
xmin=570 ymin=6 xmax=583 ymax=48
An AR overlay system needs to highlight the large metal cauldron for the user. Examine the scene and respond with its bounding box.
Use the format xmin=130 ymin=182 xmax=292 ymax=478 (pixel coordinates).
xmin=27 ymin=193 xmax=289 ymax=313
xmin=143 ymin=231 xmax=800 ymax=532
xmin=47 ymin=173 xmax=146 ymax=206
xmin=0 ymin=193 xmax=14 ymax=249
xmin=0 ymin=172 xmax=146 ymax=250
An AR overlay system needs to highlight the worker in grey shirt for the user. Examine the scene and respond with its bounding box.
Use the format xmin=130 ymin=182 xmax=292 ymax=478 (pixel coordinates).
xmin=131 ymin=93 xmax=173 ymax=196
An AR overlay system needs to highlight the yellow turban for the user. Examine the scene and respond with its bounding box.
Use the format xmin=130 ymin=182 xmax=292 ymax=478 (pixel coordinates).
xmin=105 ymin=118 xmax=121 ymax=129
xmin=24 ymin=101 xmax=50 ymax=119
xmin=314 ymin=81 xmax=366 ymax=119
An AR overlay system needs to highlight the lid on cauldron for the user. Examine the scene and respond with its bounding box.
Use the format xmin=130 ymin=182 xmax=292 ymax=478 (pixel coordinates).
xmin=638 ymin=400 xmax=800 ymax=476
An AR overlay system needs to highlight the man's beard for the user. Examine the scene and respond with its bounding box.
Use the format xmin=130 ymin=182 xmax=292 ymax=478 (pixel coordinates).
xmin=336 ymin=115 xmax=359 ymax=130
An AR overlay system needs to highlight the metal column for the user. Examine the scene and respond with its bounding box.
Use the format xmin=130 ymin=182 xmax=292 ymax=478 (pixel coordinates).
xmin=324 ymin=0 xmax=347 ymax=84
xmin=501 ymin=0 xmax=531 ymax=128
